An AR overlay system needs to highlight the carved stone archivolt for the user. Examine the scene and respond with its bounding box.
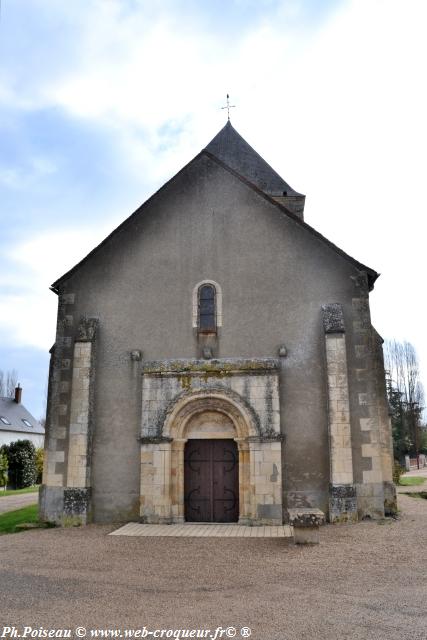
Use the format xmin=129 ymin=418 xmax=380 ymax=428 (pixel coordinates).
xmin=162 ymin=389 xmax=259 ymax=441
xmin=139 ymin=358 xmax=283 ymax=525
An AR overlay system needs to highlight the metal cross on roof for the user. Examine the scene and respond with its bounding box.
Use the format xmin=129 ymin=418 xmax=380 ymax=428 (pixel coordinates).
xmin=221 ymin=94 xmax=236 ymax=121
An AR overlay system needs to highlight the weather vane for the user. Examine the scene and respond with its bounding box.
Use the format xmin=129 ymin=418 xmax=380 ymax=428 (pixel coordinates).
xmin=221 ymin=94 xmax=235 ymax=121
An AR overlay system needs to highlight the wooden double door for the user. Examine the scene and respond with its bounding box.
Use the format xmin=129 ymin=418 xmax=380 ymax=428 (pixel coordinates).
xmin=184 ymin=439 xmax=239 ymax=523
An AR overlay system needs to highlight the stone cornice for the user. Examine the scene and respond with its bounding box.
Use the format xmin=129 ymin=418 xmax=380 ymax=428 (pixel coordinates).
xmin=141 ymin=358 xmax=280 ymax=375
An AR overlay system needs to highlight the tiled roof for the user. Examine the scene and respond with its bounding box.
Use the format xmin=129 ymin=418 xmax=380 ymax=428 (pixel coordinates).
xmin=0 ymin=397 xmax=44 ymax=435
xmin=205 ymin=121 xmax=303 ymax=197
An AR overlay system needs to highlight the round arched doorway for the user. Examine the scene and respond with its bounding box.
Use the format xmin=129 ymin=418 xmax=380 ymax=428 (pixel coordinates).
xmin=184 ymin=410 xmax=239 ymax=523
xmin=139 ymin=387 xmax=283 ymax=525
xmin=163 ymin=390 xmax=255 ymax=524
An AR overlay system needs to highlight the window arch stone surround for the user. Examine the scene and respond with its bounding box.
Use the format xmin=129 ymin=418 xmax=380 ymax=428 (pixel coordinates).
xmin=192 ymin=279 xmax=223 ymax=329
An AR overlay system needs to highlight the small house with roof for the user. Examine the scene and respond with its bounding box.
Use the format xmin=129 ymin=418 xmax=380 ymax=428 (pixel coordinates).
xmin=0 ymin=386 xmax=45 ymax=448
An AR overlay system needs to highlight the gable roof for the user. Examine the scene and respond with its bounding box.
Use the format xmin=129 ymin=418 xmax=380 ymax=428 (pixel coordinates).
xmin=0 ymin=397 xmax=44 ymax=435
xmin=51 ymin=124 xmax=379 ymax=291
xmin=205 ymin=121 xmax=303 ymax=197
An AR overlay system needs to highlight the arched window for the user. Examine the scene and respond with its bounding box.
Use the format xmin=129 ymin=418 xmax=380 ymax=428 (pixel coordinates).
xmin=198 ymin=284 xmax=216 ymax=333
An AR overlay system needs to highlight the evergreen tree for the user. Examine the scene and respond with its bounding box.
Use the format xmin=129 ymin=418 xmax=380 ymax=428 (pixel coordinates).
xmin=0 ymin=452 xmax=8 ymax=489
xmin=0 ymin=440 xmax=37 ymax=488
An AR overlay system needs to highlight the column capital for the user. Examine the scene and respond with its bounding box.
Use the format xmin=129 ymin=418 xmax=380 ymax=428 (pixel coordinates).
xmin=322 ymin=303 xmax=345 ymax=333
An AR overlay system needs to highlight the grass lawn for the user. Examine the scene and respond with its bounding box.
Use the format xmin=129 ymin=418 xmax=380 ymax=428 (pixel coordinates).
xmin=0 ymin=504 xmax=40 ymax=535
xmin=399 ymin=476 xmax=426 ymax=486
xmin=0 ymin=486 xmax=39 ymax=497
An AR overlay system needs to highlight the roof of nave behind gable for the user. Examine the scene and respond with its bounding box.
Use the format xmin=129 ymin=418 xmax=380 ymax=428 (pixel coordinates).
xmin=51 ymin=122 xmax=378 ymax=291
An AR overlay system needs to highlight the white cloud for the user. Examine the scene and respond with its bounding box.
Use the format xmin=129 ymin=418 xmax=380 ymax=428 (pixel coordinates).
xmin=2 ymin=0 xmax=427 ymax=392
xmin=0 ymin=225 xmax=114 ymax=350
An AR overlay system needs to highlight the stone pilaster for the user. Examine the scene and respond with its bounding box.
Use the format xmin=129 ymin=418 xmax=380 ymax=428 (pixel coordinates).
xmin=322 ymin=304 xmax=357 ymax=523
xmin=64 ymin=317 xmax=98 ymax=523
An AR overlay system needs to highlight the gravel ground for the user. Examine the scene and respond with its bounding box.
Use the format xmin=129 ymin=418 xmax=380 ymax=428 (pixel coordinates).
xmin=1 ymin=493 xmax=426 ymax=640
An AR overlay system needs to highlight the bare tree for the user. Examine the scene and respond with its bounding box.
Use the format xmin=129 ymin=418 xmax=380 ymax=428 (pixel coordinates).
xmin=0 ymin=369 xmax=18 ymax=398
xmin=384 ymin=341 xmax=424 ymax=407
xmin=384 ymin=340 xmax=425 ymax=462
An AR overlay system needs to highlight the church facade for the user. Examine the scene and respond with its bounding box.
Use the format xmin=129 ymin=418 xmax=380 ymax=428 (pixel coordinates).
xmin=40 ymin=122 xmax=396 ymax=526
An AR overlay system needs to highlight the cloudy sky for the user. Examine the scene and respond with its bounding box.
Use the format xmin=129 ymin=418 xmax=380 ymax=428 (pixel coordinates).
xmin=0 ymin=0 xmax=426 ymax=419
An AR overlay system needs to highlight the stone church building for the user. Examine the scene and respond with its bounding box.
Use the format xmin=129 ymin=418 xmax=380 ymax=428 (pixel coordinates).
xmin=40 ymin=121 xmax=396 ymax=526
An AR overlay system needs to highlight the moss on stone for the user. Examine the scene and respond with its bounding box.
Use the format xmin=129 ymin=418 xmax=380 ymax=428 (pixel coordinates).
xmin=143 ymin=358 xmax=280 ymax=375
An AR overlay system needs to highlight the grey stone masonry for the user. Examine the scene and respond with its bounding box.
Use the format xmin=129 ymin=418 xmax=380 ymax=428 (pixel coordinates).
xmin=329 ymin=484 xmax=357 ymax=521
xmin=322 ymin=304 xmax=358 ymax=523
xmin=64 ymin=317 xmax=98 ymax=524
xmin=350 ymin=275 xmax=394 ymax=519
xmin=64 ymin=487 xmax=91 ymax=519
xmin=288 ymin=508 xmax=326 ymax=544
xmin=322 ymin=303 xmax=346 ymax=333
xmin=43 ymin=294 xmax=76 ymax=487
xmin=141 ymin=358 xmax=281 ymax=439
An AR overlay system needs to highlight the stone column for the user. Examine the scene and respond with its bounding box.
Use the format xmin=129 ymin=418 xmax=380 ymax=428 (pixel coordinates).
xmin=322 ymin=304 xmax=357 ymax=523
xmin=140 ymin=437 xmax=173 ymax=523
xmin=236 ymin=439 xmax=252 ymax=525
xmin=171 ymin=439 xmax=186 ymax=523
xmin=64 ymin=317 xmax=98 ymax=524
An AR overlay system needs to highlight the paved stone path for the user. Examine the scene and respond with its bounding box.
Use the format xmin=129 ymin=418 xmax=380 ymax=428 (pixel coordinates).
xmin=110 ymin=522 xmax=293 ymax=537
xmin=0 ymin=492 xmax=38 ymax=514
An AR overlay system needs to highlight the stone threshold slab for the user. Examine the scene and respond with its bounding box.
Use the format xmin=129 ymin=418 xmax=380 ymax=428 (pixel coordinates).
xmin=110 ymin=523 xmax=293 ymax=538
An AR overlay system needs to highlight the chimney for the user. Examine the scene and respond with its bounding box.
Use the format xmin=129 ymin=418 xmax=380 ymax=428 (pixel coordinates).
xmin=14 ymin=384 xmax=22 ymax=404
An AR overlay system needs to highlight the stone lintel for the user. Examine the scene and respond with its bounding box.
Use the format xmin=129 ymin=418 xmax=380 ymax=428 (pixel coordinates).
xmin=322 ymin=303 xmax=345 ymax=333
xmin=142 ymin=358 xmax=280 ymax=375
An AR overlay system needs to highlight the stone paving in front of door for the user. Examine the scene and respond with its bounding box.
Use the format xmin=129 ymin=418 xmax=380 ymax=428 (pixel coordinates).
xmin=110 ymin=523 xmax=293 ymax=538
